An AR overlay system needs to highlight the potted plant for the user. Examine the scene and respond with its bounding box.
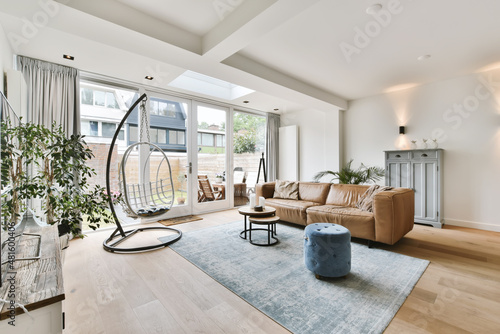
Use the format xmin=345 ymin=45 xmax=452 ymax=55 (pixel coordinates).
xmin=215 ymin=173 xmax=224 ymax=183
xmin=313 ymin=159 xmax=385 ymax=184
xmin=1 ymin=119 xmax=115 ymax=238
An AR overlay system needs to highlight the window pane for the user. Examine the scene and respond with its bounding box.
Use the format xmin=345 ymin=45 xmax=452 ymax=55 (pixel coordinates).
xmin=106 ymin=92 xmax=119 ymax=109
xmin=169 ymin=130 xmax=178 ymax=144
xmin=167 ymin=103 xmax=176 ymax=117
xmin=178 ymin=131 xmax=185 ymax=145
xmin=158 ymin=129 xmax=166 ymax=144
xmin=216 ymin=134 xmax=224 ymax=147
xmin=159 ymin=102 xmax=168 ymax=116
xmin=102 ymin=122 xmax=116 ymax=138
xmin=129 ymin=126 xmax=138 ymax=141
xmin=198 ymin=133 xmax=201 ymax=145
xmin=81 ymin=88 xmax=93 ymax=105
xmin=118 ymin=129 xmax=124 ymax=140
xmin=89 ymin=121 xmax=98 ymax=136
xmin=81 ymin=120 xmax=90 ymax=135
xmin=150 ymin=100 xmax=158 ymax=115
xmin=202 ymin=133 xmax=214 ymax=146
xmin=94 ymin=91 xmax=105 ymax=106
xmin=150 ymin=128 xmax=158 ymax=143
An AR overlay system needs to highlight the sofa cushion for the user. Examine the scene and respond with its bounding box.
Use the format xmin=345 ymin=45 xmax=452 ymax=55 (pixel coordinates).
xmin=306 ymin=205 xmax=375 ymax=241
xmin=325 ymin=184 xmax=369 ymax=207
xmin=266 ymin=198 xmax=321 ymax=226
xmin=273 ymin=180 xmax=299 ymax=199
xmin=298 ymin=182 xmax=331 ymax=204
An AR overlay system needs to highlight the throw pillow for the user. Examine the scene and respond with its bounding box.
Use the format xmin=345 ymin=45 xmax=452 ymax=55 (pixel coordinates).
xmin=356 ymin=185 xmax=393 ymax=212
xmin=273 ymin=179 xmax=299 ymax=199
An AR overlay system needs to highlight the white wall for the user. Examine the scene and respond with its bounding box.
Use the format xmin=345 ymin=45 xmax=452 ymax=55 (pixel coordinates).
xmin=344 ymin=69 xmax=500 ymax=232
xmin=0 ymin=23 xmax=14 ymax=94
xmin=281 ymin=108 xmax=341 ymax=181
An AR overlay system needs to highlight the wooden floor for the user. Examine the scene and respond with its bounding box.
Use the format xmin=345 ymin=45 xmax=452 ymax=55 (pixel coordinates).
xmin=63 ymin=209 xmax=500 ymax=333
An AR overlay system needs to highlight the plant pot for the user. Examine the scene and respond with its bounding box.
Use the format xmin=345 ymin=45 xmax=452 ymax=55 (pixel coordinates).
xmin=57 ymin=224 xmax=73 ymax=250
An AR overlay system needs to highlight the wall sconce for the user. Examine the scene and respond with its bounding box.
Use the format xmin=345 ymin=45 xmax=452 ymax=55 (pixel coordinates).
xmin=399 ymin=126 xmax=405 ymax=135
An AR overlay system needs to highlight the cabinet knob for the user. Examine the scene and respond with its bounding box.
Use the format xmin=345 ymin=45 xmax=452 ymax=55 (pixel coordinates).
xmin=421 ymin=153 xmax=428 ymax=157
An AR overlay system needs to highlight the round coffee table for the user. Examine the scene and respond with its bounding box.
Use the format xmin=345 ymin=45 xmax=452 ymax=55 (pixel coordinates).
xmin=238 ymin=206 xmax=276 ymax=241
xmin=248 ymin=216 xmax=280 ymax=246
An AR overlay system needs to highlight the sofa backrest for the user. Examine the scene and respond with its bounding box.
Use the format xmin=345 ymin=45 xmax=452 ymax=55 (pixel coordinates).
xmin=298 ymin=182 xmax=331 ymax=204
xmin=325 ymin=184 xmax=369 ymax=207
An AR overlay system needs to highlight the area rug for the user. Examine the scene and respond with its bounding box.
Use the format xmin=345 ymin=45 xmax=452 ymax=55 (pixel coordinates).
xmin=166 ymin=222 xmax=429 ymax=334
xmin=157 ymin=215 xmax=203 ymax=227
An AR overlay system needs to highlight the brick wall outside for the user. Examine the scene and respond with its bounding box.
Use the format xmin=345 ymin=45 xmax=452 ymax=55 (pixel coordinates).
xmin=86 ymin=143 xmax=120 ymax=192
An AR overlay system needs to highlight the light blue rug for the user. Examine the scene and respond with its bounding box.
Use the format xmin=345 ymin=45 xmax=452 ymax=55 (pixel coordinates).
xmin=167 ymin=222 xmax=429 ymax=334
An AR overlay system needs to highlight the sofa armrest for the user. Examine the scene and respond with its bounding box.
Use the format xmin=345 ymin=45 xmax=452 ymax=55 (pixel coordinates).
xmin=255 ymin=182 xmax=276 ymax=199
xmin=372 ymin=188 xmax=414 ymax=245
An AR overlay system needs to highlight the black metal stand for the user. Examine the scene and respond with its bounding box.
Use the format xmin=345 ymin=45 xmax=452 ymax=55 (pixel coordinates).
xmin=256 ymin=152 xmax=267 ymax=184
xmin=103 ymin=93 xmax=181 ymax=253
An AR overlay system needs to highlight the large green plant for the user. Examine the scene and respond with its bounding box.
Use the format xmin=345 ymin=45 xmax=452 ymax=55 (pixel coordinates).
xmin=313 ymin=160 xmax=385 ymax=184
xmin=1 ymin=120 xmax=115 ymax=237
xmin=233 ymin=130 xmax=257 ymax=154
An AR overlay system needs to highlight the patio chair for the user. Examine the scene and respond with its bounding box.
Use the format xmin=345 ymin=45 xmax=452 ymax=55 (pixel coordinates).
xmin=198 ymin=177 xmax=223 ymax=202
xmin=234 ymin=170 xmax=248 ymax=206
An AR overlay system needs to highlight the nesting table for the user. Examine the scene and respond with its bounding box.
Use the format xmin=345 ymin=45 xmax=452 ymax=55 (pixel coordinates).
xmin=238 ymin=206 xmax=279 ymax=246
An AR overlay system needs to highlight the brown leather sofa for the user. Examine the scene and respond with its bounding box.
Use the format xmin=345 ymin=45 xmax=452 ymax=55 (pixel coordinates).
xmin=256 ymin=182 xmax=414 ymax=245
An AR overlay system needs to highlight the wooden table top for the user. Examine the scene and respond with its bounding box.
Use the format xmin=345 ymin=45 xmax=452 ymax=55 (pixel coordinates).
xmin=238 ymin=206 xmax=276 ymax=216
xmin=249 ymin=216 xmax=280 ymax=224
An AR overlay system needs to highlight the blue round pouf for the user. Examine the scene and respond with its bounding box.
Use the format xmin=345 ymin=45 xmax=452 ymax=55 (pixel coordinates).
xmin=304 ymin=223 xmax=351 ymax=278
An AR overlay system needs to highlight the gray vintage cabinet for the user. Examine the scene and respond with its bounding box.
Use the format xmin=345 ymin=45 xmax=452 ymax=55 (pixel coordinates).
xmin=384 ymin=149 xmax=443 ymax=228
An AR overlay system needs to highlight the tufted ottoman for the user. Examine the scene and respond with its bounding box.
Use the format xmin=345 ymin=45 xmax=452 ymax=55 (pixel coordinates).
xmin=304 ymin=223 xmax=351 ymax=279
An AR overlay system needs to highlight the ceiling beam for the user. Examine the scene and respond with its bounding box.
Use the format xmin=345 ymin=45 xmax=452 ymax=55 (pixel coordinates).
xmin=223 ymin=53 xmax=348 ymax=110
xmin=202 ymin=0 xmax=321 ymax=62
xmin=55 ymin=0 xmax=201 ymax=54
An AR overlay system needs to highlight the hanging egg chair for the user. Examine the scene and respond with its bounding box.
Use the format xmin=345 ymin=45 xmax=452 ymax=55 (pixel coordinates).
xmin=103 ymin=93 xmax=182 ymax=253
xmin=119 ymin=141 xmax=174 ymax=217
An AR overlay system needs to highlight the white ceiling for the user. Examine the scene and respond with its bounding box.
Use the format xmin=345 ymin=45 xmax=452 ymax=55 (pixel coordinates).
xmin=1 ymin=0 xmax=500 ymax=113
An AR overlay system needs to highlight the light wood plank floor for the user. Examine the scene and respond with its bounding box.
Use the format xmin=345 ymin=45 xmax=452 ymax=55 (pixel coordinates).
xmin=63 ymin=209 xmax=500 ymax=333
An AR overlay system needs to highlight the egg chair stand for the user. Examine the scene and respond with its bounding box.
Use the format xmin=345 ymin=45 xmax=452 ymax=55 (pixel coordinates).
xmin=103 ymin=93 xmax=182 ymax=253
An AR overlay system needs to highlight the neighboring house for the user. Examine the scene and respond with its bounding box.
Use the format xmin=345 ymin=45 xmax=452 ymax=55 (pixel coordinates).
xmin=198 ymin=124 xmax=226 ymax=152
xmin=127 ymin=96 xmax=187 ymax=152
xmin=80 ymin=85 xmax=188 ymax=153
xmin=80 ymin=83 xmax=128 ymax=151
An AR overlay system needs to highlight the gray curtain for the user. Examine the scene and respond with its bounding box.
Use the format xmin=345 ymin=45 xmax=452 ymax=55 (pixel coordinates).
xmin=266 ymin=112 xmax=280 ymax=181
xmin=17 ymin=55 xmax=80 ymax=135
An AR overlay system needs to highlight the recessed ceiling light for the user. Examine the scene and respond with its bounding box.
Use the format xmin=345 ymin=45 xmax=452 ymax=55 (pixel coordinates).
xmin=417 ymin=55 xmax=431 ymax=61
xmin=63 ymin=54 xmax=74 ymax=60
xmin=243 ymin=100 xmax=249 ymax=104
xmin=366 ymin=4 xmax=382 ymax=15
xmin=145 ymin=76 xmax=154 ymax=80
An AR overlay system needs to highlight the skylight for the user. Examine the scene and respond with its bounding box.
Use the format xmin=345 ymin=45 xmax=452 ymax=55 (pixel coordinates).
xmin=169 ymin=70 xmax=254 ymax=101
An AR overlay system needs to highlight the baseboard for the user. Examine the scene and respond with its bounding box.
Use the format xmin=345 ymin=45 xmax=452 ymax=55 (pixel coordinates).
xmin=445 ymin=218 xmax=500 ymax=232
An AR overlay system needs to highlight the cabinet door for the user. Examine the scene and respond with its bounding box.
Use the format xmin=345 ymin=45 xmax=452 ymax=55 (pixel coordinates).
xmin=412 ymin=160 xmax=438 ymax=221
xmin=386 ymin=161 xmax=411 ymax=188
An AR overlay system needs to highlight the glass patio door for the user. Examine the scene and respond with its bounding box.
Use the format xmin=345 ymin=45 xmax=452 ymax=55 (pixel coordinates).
xmin=143 ymin=91 xmax=192 ymax=218
xmin=192 ymin=102 xmax=231 ymax=213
